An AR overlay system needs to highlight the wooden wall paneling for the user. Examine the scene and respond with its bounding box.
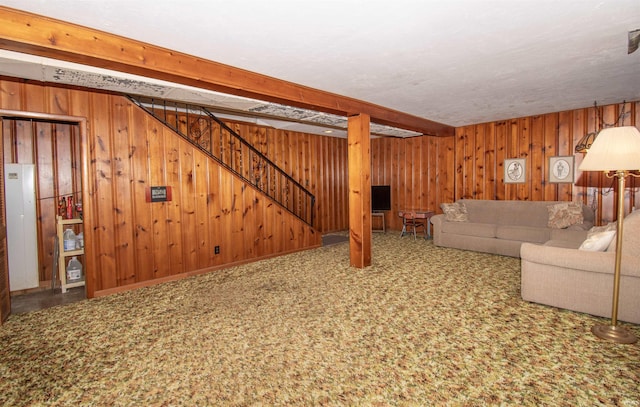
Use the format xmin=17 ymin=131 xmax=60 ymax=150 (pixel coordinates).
xmin=529 ymin=115 xmax=545 ymax=201
xmin=426 ymin=136 xmax=437 ymax=211
xmin=483 ymin=123 xmax=496 ymax=200
xmin=131 ymin=113 xmax=154 ymax=282
xmin=474 ymin=124 xmax=485 ymax=199
xmin=69 ymin=88 xmax=96 ymax=297
xmin=112 ymin=99 xmax=136 ymax=286
xmin=389 ymin=138 xmax=400 ymax=217
xmin=23 ymin=82 xmax=46 ymax=112
xmin=557 ymin=111 xmax=573 ymax=201
xmin=534 ymin=116 xmax=547 ymax=199
xmin=333 ymin=136 xmax=344 ymax=232
xmin=35 ymin=121 xmax=55 ymax=282
xmin=300 ymin=133 xmax=309 ymax=214
xmin=163 ymin=127 xmax=183 ymax=276
xmin=0 ymin=79 xmax=22 ymax=111
xmin=47 ymin=87 xmax=70 ymax=116
xmin=323 ymin=136 xmax=333 ymax=232
xmin=15 ymin=120 xmax=34 ymax=163
xmin=208 ymin=165 xmax=223 ymax=266
xmin=420 ymin=137 xmax=430 ymax=210
xmin=180 ymin=145 xmax=198 ymax=271
xmin=508 ymin=119 xmax=520 ymax=200
xmin=405 ymin=137 xmax=416 ymax=208
xmin=2 ymin=120 xmax=11 ymax=163
xmin=195 ymin=150 xmax=212 ymax=268
xmin=329 ymin=136 xmax=339 ymax=232
xmin=619 ymin=102 xmax=636 ymax=212
xmin=542 ymin=114 xmax=559 ymax=201
xmin=230 ymin=178 xmax=245 ymax=261
xmin=148 ymin=124 xmax=171 ymax=279
xmin=309 ymin=136 xmax=320 ymax=230
xmin=517 ymin=117 xmax=531 ymax=200
xmin=494 ymin=121 xmax=507 ymax=200
xmin=572 ymin=107 xmax=588 ymax=206
xmin=91 ymin=93 xmax=117 ymax=291
xmin=414 ymin=137 xmax=423 ymax=209
xmin=437 ymin=136 xmax=455 ymax=208
xmin=217 ymin=162 xmax=233 ymax=263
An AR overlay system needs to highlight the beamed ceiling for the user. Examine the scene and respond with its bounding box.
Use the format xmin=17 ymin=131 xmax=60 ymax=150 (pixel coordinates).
xmin=0 ymin=0 xmax=639 ymax=138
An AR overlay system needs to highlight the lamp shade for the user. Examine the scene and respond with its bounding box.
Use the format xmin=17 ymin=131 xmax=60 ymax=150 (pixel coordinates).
xmin=578 ymin=126 xmax=640 ymax=171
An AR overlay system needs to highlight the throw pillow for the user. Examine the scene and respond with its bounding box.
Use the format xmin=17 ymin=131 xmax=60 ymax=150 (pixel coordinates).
xmin=441 ymin=202 xmax=468 ymax=222
xmin=547 ymin=202 xmax=584 ymax=229
xmin=579 ymin=230 xmax=616 ymax=251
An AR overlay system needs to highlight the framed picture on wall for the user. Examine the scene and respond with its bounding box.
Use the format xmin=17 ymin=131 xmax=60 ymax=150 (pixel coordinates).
xmin=504 ymin=158 xmax=526 ymax=183
xmin=549 ymin=155 xmax=575 ymax=183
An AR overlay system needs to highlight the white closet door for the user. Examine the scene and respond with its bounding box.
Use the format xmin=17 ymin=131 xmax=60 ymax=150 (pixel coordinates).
xmin=5 ymin=164 xmax=39 ymax=291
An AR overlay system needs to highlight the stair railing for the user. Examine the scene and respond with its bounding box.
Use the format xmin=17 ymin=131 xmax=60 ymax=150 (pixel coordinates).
xmin=128 ymin=95 xmax=315 ymax=227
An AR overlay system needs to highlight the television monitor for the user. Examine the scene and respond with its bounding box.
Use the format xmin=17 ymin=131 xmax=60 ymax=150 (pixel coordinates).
xmin=371 ymin=185 xmax=391 ymax=211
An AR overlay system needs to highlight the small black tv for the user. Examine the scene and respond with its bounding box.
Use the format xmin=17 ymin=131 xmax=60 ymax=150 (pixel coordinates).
xmin=371 ymin=185 xmax=391 ymax=211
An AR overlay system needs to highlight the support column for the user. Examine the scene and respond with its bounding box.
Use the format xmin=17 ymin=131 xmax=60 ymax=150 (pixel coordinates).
xmin=347 ymin=114 xmax=372 ymax=268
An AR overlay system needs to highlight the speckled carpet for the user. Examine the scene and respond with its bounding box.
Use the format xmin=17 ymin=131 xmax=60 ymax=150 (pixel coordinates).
xmin=1 ymin=234 xmax=639 ymax=406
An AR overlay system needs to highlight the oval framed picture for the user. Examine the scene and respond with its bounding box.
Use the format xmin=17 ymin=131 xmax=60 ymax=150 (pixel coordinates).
xmin=504 ymin=158 xmax=526 ymax=183
xmin=549 ymin=156 xmax=575 ymax=183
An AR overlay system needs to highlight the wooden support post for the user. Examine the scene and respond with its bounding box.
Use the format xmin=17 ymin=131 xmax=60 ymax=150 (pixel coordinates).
xmin=348 ymin=114 xmax=372 ymax=268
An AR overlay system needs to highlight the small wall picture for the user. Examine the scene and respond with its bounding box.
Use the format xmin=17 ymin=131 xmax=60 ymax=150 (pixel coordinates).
xmin=504 ymin=158 xmax=526 ymax=183
xmin=549 ymin=156 xmax=575 ymax=183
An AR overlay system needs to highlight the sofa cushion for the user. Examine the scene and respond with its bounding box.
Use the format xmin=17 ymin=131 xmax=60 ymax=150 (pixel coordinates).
xmin=441 ymin=221 xmax=496 ymax=238
xmin=549 ymin=228 xmax=589 ymax=243
xmin=496 ymin=225 xmax=550 ymax=243
xmin=579 ymin=230 xmax=616 ymax=251
xmin=547 ymin=202 xmax=583 ymax=229
xmin=543 ymin=239 xmax=582 ymax=249
xmin=441 ymin=202 xmax=468 ymax=222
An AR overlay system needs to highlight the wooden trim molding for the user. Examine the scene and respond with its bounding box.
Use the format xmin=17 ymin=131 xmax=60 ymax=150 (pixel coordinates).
xmin=0 ymin=6 xmax=454 ymax=137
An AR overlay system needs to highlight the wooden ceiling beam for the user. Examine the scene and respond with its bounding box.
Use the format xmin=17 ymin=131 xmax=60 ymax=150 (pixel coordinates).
xmin=0 ymin=6 xmax=454 ymax=137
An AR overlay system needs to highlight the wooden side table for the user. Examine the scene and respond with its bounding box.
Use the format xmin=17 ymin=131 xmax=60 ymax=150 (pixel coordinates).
xmin=372 ymin=212 xmax=386 ymax=233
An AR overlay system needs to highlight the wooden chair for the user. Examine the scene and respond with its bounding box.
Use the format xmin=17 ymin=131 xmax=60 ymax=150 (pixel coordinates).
xmin=400 ymin=211 xmax=427 ymax=240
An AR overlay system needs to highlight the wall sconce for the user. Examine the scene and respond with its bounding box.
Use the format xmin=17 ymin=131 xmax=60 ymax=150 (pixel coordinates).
xmin=575 ymin=101 xmax=628 ymax=154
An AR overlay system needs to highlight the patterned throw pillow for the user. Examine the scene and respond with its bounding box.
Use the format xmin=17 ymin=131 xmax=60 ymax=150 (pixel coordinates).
xmin=547 ymin=202 xmax=584 ymax=229
xmin=441 ymin=202 xmax=468 ymax=222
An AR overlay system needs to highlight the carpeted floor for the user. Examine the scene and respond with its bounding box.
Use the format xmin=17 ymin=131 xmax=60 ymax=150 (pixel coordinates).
xmin=1 ymin=234 xmax=638 ymax=406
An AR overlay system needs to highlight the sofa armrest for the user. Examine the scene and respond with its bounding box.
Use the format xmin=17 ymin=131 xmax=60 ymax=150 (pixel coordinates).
xmin=430 ymin=214 xmax=445 ymax=245
xmin=521 ymin=242 xmax=617 ymax=275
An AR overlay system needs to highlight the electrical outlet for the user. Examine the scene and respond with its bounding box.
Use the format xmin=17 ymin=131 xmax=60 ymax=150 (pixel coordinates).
xmin=214 ymin=245 xmax=220 ymax=254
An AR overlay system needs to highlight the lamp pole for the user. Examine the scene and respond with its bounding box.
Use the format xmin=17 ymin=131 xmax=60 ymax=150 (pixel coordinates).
xmin=590 ymin=170 xmax=637 ymax=344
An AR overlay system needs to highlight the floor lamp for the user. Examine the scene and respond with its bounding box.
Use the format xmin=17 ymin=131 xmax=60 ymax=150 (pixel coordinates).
xmin=578 ymin=126 xmax=640 ymax=344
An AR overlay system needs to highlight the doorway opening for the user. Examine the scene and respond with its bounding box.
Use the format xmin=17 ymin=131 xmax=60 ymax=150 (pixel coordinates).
xmin=1 ymin=112 xmax=88 ymax=318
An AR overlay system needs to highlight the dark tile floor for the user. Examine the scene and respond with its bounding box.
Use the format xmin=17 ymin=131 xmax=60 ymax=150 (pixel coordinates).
xmin=10 ymin=286 xmax=86 ymax=315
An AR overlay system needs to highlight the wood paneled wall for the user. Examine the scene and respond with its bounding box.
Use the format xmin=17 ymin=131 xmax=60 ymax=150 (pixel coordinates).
xmin=372 ymin=101 xmax=639 ymax=228
xmin=223 ymin=121 xmax=349 ymax=233
xmin=0 ymin=78 xmax=322 ymax=297
xmin=453 ymin=102 xmax=639 ymax=225
xmin=1 ymin=75 xmax=637 ymax=300
xmin=371 ymin=135 xmax=454 ymax=231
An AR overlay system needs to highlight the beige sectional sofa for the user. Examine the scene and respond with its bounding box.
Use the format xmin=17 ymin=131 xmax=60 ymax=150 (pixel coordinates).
xmin=521 ymin=209 xmax=640 ymax=324
xmin=430 ymin=199 xmax=594 ymax=257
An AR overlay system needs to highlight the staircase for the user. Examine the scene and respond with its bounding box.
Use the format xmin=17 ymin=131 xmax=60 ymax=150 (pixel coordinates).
xmin=128 ymin=96 xmax=315 ymax=226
